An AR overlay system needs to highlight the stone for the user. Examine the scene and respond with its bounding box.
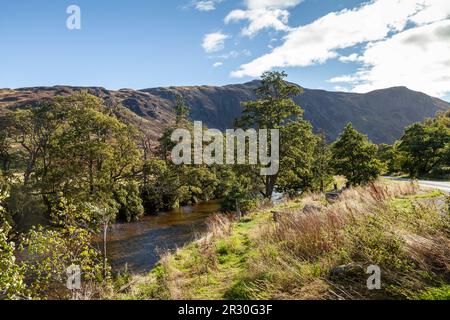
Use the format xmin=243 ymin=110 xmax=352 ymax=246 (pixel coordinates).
xmin=326 ymin=192 xmax=341 ymax=202
xmin=272 ymin=211 xmax=282 ymax=222
xmin=302 ymin=204 xmax=323 ymax=214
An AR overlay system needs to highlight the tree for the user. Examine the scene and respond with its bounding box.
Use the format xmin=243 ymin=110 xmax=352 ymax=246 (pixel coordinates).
xmin=377 ymin=143 xmax=402 ymax=175
xmin=236 ymin=71 xmax=308 ymax=199
xmin=6 ymin=102 xmax=66 ymax=187
xmin=276 ymin=120 xmax=317 ymax=197
xmin=114 ymin=181 xmax=144 ymax=222
xmin=152 ymin=104 xmax=231 ymax=211
xmin=19 ymin=198 xmax=109 ymax=299
xmin=311 ymin=132 xmax=333 ymax=192
xmin=0 ymin=223 xmax=26 ymax=300
xmin=157 ymin=94 xmax=191 ymax=161
xmin=237 ymin=71 xmax=303 ymax=130
xmin=0 ymin=193 xmax=27 ymax=300
xmin=19 ymin=224 xmax=105 ymax=299
xmin=331 ymin=124 xmax=384 ymax=187
xmin=3 ymin=93 xmax=144 ymax=222
xmin=174 ymin=94 xmax=190 ymax=125
xmin=85 ymin=203 xmax=117 ymax=278
xmin=221 ymin=182 xmax=257 ymax=216
xmin=140 ymin=159 xmax=180 ymax=212
xmin=398 ymin=113 xmax=450 ymax=177
xmin=0 ymin=126 xmax=13 ymax=173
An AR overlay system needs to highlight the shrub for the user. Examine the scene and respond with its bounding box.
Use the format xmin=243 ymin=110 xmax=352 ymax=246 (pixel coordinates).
xmin=0 ymin=222 xmax=27 ymax=300
xmin=19 ymin=225 xmax=106 ymax=299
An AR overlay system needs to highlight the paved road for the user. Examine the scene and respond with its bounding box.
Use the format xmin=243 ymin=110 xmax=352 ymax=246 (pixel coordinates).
xmin=384 ymin=176 xmax=450 ymax=193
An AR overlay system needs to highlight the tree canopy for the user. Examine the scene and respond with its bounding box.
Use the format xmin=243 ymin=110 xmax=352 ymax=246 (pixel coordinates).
xmin=332 ymin=123 xmax=384 ymax=186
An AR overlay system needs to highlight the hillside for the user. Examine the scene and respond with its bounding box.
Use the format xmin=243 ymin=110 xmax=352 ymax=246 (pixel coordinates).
xmin=1 ymin=82 xmax=448 ymax=144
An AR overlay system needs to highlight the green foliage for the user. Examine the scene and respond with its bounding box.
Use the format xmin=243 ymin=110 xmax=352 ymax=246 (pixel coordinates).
xmin=174 ymin=94 xmax=190 ymax=124
xmin=398 ymin=111 xmax=450 ymax=177
xmin=236 ymin=71 xmax=318 ymax=198
xmin=276 ymin=120 xmax=317 ymax=196
xmin=114 ymin=181 xmax=144 ymax=222
xmin=19 ymin=224 xmax=105 ymax=299
xmin=377 ymin=143 xmax=402 ymax=175
xmin=178 ymin=165 xmax=220 ymax=205
xmin=331 ymin=124 xmax=384 ymax=186
xmin=0 ymin=226 xmax=26 ymax=300
xmin=1 ymin=93 xmax=144 ymax=225
xmin=311 ymin=133 xmax=333 ymax=192
xmin=0 ymin=94 xmax=142 ymax=298
xmin=0 ymin=208 xmax=27 ymax=299
xmin=141 ymin=158 xmax=180 ymax=212
xmin=15 ymin=199 xmax=112 ymax=299
xmin=5 ymin=185 xmax=48 ymax=232
xmin=237 ymin=71 xmax=303 ymax=130
xmin=221 ymin=183 xmax=258 ymax=213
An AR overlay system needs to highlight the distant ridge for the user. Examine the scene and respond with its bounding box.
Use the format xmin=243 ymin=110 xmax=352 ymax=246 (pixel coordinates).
xmin=1 ymin=82 xmax=448 ymax=144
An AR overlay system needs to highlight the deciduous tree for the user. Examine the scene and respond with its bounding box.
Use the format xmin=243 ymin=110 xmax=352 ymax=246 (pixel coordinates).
xmin=332 ymin=124 xmax=384 ymax=186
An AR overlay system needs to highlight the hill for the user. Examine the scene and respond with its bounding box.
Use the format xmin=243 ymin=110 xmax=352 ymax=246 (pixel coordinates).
xmin=1 ymin=82 xmax=448 ymax=144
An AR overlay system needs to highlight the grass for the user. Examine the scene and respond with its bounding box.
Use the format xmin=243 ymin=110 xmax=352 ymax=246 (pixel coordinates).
xmin=417 ymin=285 xmax=450 ymax=300
xmin=116 ymin=180 xmax=450 ymax=300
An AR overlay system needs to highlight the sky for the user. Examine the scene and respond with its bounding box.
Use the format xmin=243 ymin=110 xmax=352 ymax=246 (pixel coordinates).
xmin=0 ymin=0 xmax=449 ymax=101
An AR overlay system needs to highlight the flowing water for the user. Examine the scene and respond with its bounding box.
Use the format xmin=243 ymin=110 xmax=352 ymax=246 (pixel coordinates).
xmin=104 ymin=200 xmax=221 ymax=274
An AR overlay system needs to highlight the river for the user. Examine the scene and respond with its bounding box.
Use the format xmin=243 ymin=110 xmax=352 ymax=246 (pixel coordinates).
xmin=103 ymin=200 xmax=222 ymax=274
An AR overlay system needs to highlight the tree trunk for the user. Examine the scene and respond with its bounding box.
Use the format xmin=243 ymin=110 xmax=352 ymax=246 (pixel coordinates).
xmin=236 ymin=199 xmax=241 ymax=221
xmin=42 ymin=194 xmax=53 ymax=220
xmin=103 ymin=223 xmax=108 ymax=278
xmin=89 ymin=160 xmax=94 ymax=195
xmin=264 ymin=175 xmax=278 ymax=199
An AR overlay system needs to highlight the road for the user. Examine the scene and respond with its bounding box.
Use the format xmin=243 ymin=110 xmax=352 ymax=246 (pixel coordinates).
xmin=384 ymin=176 xmax=450 ymax=193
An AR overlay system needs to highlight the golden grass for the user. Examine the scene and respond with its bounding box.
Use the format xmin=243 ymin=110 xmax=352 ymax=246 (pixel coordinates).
xmin=118 ymin=180 xmax=449 ymax=300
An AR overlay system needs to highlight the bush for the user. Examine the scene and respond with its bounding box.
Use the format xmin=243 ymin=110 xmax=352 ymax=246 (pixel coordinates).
xmin=221 ymin=184 xmax=258 ymax=214
xmin=19 ymin=225 xmax=106 ymax=299
xmin=114 ymin=181 xmax=144 ymax=222
xmin=0 ymin=222 xmax=27 ymax=300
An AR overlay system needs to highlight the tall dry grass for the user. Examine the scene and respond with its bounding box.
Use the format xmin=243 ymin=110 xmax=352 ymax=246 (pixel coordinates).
xmin=266 ymin=182 xmax=417 ymax=260
xmin=245 ymin=180 xmax=450 ymax=299
xmin=122 ymin=180 xmax=449 ymax=300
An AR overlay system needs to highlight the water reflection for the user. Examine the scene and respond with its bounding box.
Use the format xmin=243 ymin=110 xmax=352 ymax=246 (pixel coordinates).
xmin=105 ymin=200 xmax=221 ymax=274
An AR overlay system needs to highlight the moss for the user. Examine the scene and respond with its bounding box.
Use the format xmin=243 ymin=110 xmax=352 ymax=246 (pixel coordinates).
xmin=417 ymin=285 xmax=450 ymax=300
xmin=224 ymin=281 xmax=254 ymax=300
xmin=412 ymin=190 xmax=444 ymax=199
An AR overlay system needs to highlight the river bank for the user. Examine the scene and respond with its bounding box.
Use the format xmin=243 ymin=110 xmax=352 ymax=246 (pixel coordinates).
xmin=104 ymin=200 xmax=221 ymax=273
xmin=114 ymin=181 xmax=450 ymax=300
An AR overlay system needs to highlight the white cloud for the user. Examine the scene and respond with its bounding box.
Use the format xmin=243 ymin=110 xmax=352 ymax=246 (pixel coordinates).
xmin=225 ymin=0 xmax=303 ymax=37
xmin=202 ymin=32 xmax=230 ymax=53
xmin=339 ymin=53 xmax=361 ymax=63
xmin=231 ymin=0 xmax=425 ymax=77
xmin=231 ymin=0 xmax=450 ymax=97
xmin=341 ymin=20 xmax=450 ymax=97
xmin=245 ymin=0 xmax=303 ymax=10
xmin=328 ymin=75 xmax=360 ymax=84
xmin=333 ymin=86 xmax=350 ymax=92
xmin=213 ymin=62 xmax=224 ymax=67
xmin=215 ymin=49 xmax=252 ymax=60
xmin=189 ymin=0 xmax=223 ymax=12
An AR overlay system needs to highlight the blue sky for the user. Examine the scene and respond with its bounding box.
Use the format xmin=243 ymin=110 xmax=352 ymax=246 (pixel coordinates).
xmin=1 ymin=0 xmax=449 ymax=101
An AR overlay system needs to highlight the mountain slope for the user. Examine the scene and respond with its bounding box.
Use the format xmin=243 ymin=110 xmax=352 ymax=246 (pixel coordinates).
xmin=1 ymin=82 xmax=448 ymax=144
xmin=142 ymin=82 xmax=449 ymax=144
